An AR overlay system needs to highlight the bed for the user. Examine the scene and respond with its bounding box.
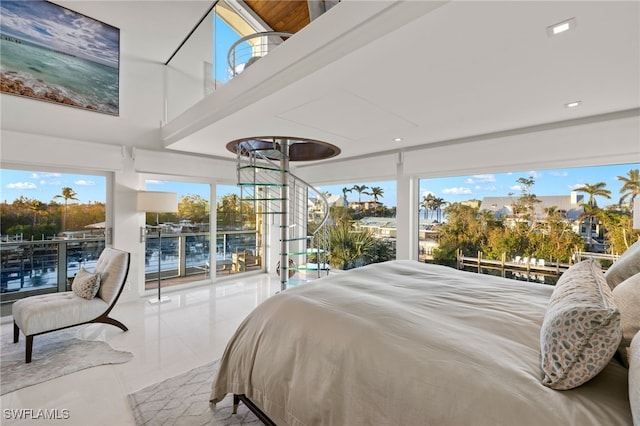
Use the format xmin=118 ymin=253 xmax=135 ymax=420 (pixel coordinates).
xmin=211 ymin=257 xmax=640 ymax=425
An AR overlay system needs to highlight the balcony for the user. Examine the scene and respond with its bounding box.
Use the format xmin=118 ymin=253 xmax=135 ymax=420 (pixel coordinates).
xmin=1 ymin=229 xmax=262 ymax=316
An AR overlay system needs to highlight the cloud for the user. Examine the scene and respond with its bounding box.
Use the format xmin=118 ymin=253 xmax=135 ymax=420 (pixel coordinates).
xmin=527 ymin=171 xmax=541 ymax=178
xmin=550 ymin=171 xmax=568 ymax=177
xmin=475 ymin=185 xmax=497 ymax=191
xmin=568 ymin=184 xmax=583 ymax=190
xmin=465 ymin=174 xmax=496 ymax=184
xmin=146 ymin=180 xmax=167 ymax=186
xmin=421 ymin=190 xmax=434 ymax=198
xmin=442 ymin=187 xmax=472 ymax=195
xmin=75 ymin=180 xmax=95 ymax=186
xmin=30 ymin=172 xmax=61 ymax=179
xmin=6 ymin=182 xmax=37 ymax=190
xmin=510 ymin=185 xmax=522 ymax=191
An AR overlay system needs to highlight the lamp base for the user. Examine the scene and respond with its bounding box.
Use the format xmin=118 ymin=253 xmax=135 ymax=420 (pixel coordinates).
xmin=148 ymin=296 xmax=171 ymax=304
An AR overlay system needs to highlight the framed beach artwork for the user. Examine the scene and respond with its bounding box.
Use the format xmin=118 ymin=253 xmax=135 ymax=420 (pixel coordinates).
xmin=0 ymin=0 xmax=119 ymax=115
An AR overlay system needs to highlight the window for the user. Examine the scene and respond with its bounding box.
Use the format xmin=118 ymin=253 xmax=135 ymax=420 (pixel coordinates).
xmin=0 ymin=168 xmax=107 ymax=302
xmin=143 ymin=180 xmax=211 ymax=289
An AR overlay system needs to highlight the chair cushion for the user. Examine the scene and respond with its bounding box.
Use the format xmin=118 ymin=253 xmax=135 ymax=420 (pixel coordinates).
xmin=95 ymin=248 xmax=129 ymax=305
xmin=12 ymin=292 xmax=108 ymax=336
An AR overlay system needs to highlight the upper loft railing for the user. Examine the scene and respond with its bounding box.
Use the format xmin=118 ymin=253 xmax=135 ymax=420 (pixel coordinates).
xmin=227 ymin=31 xmax=293 ymax=78
xmin=163 ymin=0 xmax=339 ymax=123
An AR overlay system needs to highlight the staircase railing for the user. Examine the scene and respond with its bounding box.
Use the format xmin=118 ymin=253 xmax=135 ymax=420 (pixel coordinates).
xmin=234 ymin=139 xmax=330 ymax=290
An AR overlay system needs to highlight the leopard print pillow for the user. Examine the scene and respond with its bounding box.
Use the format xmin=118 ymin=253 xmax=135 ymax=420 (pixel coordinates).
xmin=540 ymin=259 xmax=622 ymax=390
xmin=72 ymin=267 xmax=101 ymax=300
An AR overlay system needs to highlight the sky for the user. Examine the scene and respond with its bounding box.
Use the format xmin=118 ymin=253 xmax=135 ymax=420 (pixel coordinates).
xmin=0 ymin=0 xmax=119 ymax=68
xmin=2 ymin=163 xmax=638 ymax=209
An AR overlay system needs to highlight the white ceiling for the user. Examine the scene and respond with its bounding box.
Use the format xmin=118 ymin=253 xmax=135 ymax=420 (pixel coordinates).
xmin=2 ymin=1 xmax=639 ymax=169
xmin=161 ymin=0 xmax=640 ymax=163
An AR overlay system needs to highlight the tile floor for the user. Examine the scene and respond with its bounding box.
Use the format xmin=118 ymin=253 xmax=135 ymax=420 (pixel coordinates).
xmin=0 ymin=273 xmax=284 ymax=425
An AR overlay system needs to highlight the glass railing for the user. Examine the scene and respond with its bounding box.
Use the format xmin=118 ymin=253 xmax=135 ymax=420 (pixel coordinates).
xmin=1 ymin=228 xmax=263 ymax=312
xmin=1 ymin=238 xmax=106 ymax=303
xmin=165 ymin=0 xmax=262 ymax=122
xmin=142 ymin=228 xmax=262 ymax=288
xmin=164 ymin=0 xmax=304 ymax=122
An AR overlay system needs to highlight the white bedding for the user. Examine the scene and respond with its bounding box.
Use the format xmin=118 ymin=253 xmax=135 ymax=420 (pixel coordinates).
xmin=211 ymin=260 xmax=632 ymax=425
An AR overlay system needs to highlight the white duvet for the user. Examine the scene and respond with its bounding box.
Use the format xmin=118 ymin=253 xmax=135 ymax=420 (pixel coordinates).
xmin=211 ymin=260 xmax=631 ymax=425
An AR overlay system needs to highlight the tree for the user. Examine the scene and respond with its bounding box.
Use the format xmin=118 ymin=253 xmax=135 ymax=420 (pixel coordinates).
xmin=617 ymin=168 xmax=640 ymax=208
xmin=53 ymin=187 xmax=78 ymax=232
xmin=421 ymin=193 xmax=435 ymax=219
xmin=574 ymin=182 xmax=611 ymax=247
xmin=430 ymin=197 xmax=446 ymax=222
xmin=434 ymin=202 xmax=485 ymax=262
xmin=341 ymin=187 xmax=352 ymax=202
xmin=575 ymin=182 xmax=611 ymax=207
xmin=328 ymin=223 xmax=376 ymax=270
xmin=351 ymin=184 xmax=369 ymax=204
xmin=369 ymin=186 xmax=384 ymax=209
xmin=179 ymin=194 xmax=210 ymax=224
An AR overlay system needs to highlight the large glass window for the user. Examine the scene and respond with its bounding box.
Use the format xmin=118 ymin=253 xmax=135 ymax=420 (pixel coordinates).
xmin=143 ymin=180 xmax=211 ymax=290
xmin=418 ymin=163 xmax=640 ymax=283
xmin=315 ymin=180 xmax=397 ymax=270
xmin=215 ymin=184 xmax=262 ymax=276
xmin=0 ymin=168 xmax=107 ymax=310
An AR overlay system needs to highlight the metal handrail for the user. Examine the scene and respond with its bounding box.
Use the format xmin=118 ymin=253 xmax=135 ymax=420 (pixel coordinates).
xmin=227 ymin=31 xmax=293 ymax=77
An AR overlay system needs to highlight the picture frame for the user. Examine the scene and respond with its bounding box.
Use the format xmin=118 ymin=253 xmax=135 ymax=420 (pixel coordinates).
xmin=0 ymin=0 xmax=120 ymax=116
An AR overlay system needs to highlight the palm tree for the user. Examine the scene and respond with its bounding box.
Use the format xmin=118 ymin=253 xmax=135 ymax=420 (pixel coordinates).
xmin=369 ymin=186 xmax=384 ymax=209
xmin=431 ymin=197 xmax=446 ymax=222
xmin=617 ymin=168 xmax=640 ymax=208
xmin=421 ymin=193 xmax=436 ymax=219
xmin=341 ymin=187 xmax=352 ymax=203
xmin=574 ymin=182 xmax=611 ymax=249
xmin=27 ymin=198 xmax=47 ymax=227
xmin=574 ymin=182 xmax=611 ymax=207
xmin=54 ymin=187 xmax=78 ymax=232
xmin=351 ymin=184 xmax=369 ymax=206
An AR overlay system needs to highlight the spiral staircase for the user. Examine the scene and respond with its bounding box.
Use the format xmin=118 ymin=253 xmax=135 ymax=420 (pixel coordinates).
xmin=227 ymin=137 xmax=340 ymax=290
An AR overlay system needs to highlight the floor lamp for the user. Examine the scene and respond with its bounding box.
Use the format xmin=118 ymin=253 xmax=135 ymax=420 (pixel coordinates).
xmin=137 ymin=191 xmax=178 ymax=304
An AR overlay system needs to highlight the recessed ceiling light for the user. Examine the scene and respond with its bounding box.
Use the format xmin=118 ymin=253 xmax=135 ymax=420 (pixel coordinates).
xmin=565 ymin=101 xmax=582 ymax=108
xmin=547 ymin=18 xmax=576 ymax=36
xmin=393 ymin=138 xmax=403 ymax=142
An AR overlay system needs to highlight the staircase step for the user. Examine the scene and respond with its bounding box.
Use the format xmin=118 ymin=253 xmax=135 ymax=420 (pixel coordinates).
xmin=289 ymin=264 xmax=331 ymax=271
xmin=249 ymin=148 xmax=288 ymax=159
xmin=239 ymin=165 xmax=286 ymax=172
xmin=245 ymin=198 xmax=288 ymax=201
xmin=280 ymin=237 xmax=311 ymax=242
xmin=238 ymin=182 xmax=288 ymax=187
xmin=281 ymin=249 xmax=327 ymax=255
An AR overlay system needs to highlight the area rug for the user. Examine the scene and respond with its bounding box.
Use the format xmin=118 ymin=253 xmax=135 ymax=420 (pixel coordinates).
xmin=128 ymin=360 xmax=261 ymax=425
xmin=1 ymin=325 xmax=134 ymax=395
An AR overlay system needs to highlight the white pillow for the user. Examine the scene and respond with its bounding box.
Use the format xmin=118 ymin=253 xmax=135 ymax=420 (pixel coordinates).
xmin=540 ymin=259 xmax=622 ymax=390
xmin=72 ymin=267 xmax=101 ymax=300
xmin=612 ymin=272 xmax=640 ymax=367
xmin=629 ymin=332 xmax=640 ymax=426
xmin=605 ymin=239 xmax=640 ymax=289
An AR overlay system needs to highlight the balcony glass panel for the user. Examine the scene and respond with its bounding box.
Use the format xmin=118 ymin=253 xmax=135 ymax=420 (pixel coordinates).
xmin=164 ymin=0 xmax=267 ymax=122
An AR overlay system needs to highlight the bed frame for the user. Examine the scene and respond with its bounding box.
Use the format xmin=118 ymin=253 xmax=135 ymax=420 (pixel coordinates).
xmin=233 ymin=394 xmax=276 ymax=426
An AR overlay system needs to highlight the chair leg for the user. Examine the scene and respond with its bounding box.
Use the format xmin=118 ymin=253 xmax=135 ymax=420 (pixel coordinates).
xmin=95 ymin=316 xmax=128 ymax=332
xmin=13 ymin=322 xmax=19 ymax=343
xmin=26 ymin=335 xmax=33 ymax=363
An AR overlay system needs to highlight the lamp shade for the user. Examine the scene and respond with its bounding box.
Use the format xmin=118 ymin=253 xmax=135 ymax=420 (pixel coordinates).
xmin=634 ymin=198 xmax=640 ymax=230
xmin=137 ymin=191 xmax=178 ymax=213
